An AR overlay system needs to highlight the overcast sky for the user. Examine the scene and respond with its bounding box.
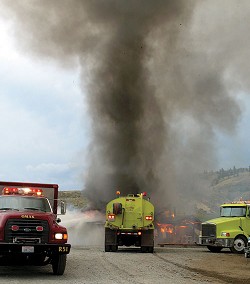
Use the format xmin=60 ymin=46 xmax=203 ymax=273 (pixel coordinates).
xmin=0 ymin=2 xmax=250 ymax=192
xmin=216 ymin=92 xmax=250 ymax=170
xmin=0 ymin=17 xmax=90 ymax=190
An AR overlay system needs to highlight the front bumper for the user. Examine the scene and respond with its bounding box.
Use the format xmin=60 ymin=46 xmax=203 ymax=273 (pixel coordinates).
xmin=0 ymin=243 xmax=71 ymax=255
xmin=199 ymin=237 xmax=234 ymax=247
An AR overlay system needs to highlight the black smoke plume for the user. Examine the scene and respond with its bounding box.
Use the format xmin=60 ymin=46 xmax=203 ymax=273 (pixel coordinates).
xmin=1 ymin=0 xmax=244 ymax=211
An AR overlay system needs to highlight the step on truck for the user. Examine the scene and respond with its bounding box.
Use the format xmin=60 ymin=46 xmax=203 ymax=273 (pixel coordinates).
xmin=0 ymin=181 xmax=71 ymax=275
xmin=105 ymin=191 xmax=154 ymax=253
xmin=199 ymin=200 xmax=250 ymax=254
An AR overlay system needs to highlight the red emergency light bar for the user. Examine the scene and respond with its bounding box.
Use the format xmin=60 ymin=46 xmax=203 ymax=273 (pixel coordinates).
xmin=2 ymin=187 xmax=43 ymax=196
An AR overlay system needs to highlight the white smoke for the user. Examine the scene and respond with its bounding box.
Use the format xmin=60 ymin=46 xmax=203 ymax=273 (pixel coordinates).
xmin=60 ymin=210 xmax=105 ymax=247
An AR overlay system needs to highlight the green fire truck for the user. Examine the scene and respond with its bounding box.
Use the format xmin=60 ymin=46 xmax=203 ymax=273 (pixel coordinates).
xmin=199 ymin=200 xmax=250 ymax=253
xmin=104 ymin=191 xmax=154 ymax=253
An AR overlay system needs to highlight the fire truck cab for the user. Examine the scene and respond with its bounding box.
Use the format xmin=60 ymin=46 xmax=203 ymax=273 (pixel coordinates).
xmin=199 ymin=200 xmax=250 ymax=253
xmin=0 ymin=181 xmax=71 ymax=275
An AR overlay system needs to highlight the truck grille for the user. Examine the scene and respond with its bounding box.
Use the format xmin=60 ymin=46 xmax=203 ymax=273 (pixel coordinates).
xmin=4 ymin=219 xmax=49 ymax=244
xmin=201 ymin=223 xmax=216 ymax=237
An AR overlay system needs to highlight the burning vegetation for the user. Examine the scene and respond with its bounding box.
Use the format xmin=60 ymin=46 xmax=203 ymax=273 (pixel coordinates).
xmin=155 ymin=210 xmax=201 ymax=245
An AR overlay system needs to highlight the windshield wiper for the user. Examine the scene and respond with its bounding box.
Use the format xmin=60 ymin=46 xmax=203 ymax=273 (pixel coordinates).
xmin=24 ymin=207 xmax=45 ymax=212
xmin=0 ymin=208 xmax=19 ymax=211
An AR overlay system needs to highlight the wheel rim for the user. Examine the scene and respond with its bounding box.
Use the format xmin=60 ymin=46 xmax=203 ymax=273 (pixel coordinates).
xmin=233 ymin=238 xmax=245 ymax=252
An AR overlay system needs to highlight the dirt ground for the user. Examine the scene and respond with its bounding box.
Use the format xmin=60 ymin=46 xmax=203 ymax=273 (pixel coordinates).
xmin=155 ymin=245 xmax=250 ymax=283
xmin=0 ymin=245 xmax=249 ymax=283
xmin=58 ymin=215 xmax=250 ymax=283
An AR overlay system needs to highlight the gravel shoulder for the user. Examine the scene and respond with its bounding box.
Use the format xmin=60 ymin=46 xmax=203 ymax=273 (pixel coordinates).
xmin=0 ymin=246 xmax=249 ymax=283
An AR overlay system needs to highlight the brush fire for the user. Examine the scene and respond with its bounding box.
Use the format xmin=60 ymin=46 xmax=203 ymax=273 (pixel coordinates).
xmin=155 ymin=210 xmax=201 ymax=245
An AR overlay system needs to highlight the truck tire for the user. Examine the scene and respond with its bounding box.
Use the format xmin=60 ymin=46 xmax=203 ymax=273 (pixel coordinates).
xmin=52 ymin=254 xmax=67 ymax=275
xmin=230 ymin=236 xmax=247 ymax=254
xmin=111 ymin=245 xmax=118 ymax=252
xmin=207 ymin=246 xmax=222 ymax=253
xmin=105 ymin=245 xmax=111 ymax=252
xmin=148 ymin=246 xmax=154 ymax=253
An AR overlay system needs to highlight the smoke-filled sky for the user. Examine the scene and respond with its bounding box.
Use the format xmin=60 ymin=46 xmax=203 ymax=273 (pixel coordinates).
xmin=1 ymin=0 xmax=250 ymax=209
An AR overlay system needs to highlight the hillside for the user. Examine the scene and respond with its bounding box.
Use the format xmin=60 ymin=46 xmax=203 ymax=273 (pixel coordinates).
xmin=58 ymin=190 xmax=88 ymax=210
xmin=58 ymin=171 xmax=250 ymax=221
xmin=208 ymin=171 xmax=250 ymax=205
xmin=195 ymin=171 xmax=250 ymax=221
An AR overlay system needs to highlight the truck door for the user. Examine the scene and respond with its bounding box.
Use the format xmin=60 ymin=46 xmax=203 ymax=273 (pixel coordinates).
xmin=123 ymin=198 xmax=143 ymax=229
xmin=241 ymin=206 xmax=250 ymax=234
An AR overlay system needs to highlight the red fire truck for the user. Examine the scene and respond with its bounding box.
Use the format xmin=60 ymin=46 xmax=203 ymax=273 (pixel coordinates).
xmin=0 ymin=181 xmax=71 ymax=275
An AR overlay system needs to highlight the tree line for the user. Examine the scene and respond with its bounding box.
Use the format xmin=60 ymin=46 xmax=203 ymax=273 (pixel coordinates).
xmin=203 ymin=166 xmax=250 ymax=186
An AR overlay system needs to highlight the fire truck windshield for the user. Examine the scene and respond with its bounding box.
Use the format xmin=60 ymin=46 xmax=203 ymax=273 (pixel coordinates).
xmin=220 ymin=206 xmax=246 ymax=217
xmin=0 ymin=196 xmax=52 ymax=212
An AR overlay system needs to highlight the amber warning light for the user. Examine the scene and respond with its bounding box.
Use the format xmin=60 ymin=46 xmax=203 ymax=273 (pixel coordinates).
xmin=2 ymin=187 xmax=43 ymax=196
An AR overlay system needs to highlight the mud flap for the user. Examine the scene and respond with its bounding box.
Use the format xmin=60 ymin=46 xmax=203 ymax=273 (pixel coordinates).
xmin=141 ymin=230 xmax=154 ymax=247
xmin=105 ymin=228 xmax=117 ymax=246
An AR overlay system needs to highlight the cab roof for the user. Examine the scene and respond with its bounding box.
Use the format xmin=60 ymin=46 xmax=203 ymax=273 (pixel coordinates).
xmin=221 ymin=201 xmax=250 ymax=207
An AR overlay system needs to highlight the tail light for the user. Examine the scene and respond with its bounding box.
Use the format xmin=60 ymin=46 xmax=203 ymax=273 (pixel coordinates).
xmin=108 ymin=214 xmax=115 ymax=221
xmin=145 ymin=216 xmax=153 ymax=221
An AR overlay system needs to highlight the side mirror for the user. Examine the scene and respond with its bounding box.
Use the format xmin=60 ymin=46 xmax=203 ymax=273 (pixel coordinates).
xmin=60 ymin=200 xmax=66 ymax=215
xmin=247 ymin=207 xmax=250 ymax=218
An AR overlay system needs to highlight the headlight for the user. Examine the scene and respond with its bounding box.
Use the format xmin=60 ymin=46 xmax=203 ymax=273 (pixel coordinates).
xmin=221 ymin=232 xmax=230 ymax=237
xmin=54 ymin=233 xmax=68 ymax=240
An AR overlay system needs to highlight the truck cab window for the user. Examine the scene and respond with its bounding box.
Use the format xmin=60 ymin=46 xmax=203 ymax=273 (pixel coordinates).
xmin=220 ymin=206 xmax=246 ymax=217
xmin=0 ymin=196 xmax=52 ymax=212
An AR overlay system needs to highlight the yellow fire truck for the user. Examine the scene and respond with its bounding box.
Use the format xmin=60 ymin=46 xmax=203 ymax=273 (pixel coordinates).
xmin=105 ymin=191 xmax=154 ymax=253
xmin=199 ymin=200 xmax=250 ymax=253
